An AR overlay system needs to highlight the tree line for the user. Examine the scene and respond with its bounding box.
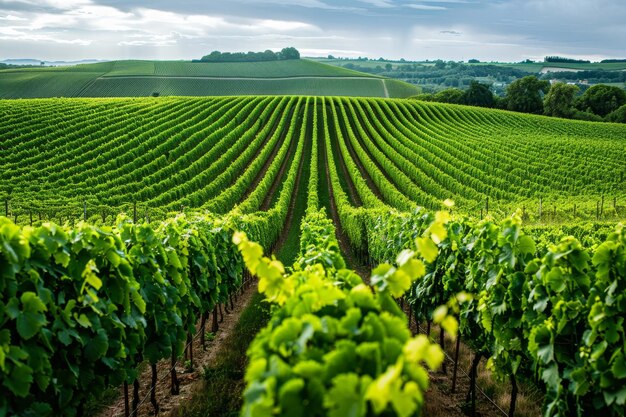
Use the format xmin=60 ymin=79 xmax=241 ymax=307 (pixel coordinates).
xmin=544 ymin=56 xmax=590 ymax=64
xmin=195 ymin=47 xmax=300 ymax=63
xmin=413 ymin=77 xmax=626 ymax=123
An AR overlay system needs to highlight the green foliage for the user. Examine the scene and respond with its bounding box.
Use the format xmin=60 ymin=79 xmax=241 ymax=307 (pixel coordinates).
xmin=234 ymin=209 xmax=447 ymax=417
xmin=433 ymin=88 xmax=464 ymax=104
xmin=199 ymin=47 xmax=300 ymax=63
xmin=505 ymin=75 xmax=549 ymax=114
xmin=572 ymin=109 xmax=604 ymax=122
xmin=605 ymin=104 xmax=626 ymax=123
xmin=544 ymin=82 xmax=580 ymax=118
xmin=0 ymin=214 xmax=244 ymax=416
xmin=367 ymin=209 xmax=626 ymax=416
xmin=576 ymin=84 xmax=626 ymax=117
xmin=462 ymin=81 xmax=494 ymax=108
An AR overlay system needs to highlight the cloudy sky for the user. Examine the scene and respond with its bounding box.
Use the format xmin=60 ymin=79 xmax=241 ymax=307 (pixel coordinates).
xmin=0 ymin=0 xmax=624 ymax=62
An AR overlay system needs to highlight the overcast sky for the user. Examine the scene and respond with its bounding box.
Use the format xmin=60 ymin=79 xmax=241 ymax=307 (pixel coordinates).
xmin=1 ymin=0 xmax=625 ymax=62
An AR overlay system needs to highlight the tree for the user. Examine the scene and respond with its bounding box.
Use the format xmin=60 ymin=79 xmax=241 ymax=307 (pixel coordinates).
xmin=605 ymin=104 xmax=626 ymax=123
xmin=411 ymin=93 xmax=435 ymax=101
xmin=434 ymin=88 xmax=464 ymax=104
xmin=543 ymin=82 xmax=579 ymax=118
xmin=463 ymin=81 xmax=494 ymax=108
xmin=576 ymin=84 xmax=626 ymax=117
xmin=385 ymin=63 xmax=392 ymax=71
xmin=434 ymin=60 xmax=446 ymax=70
xmin=505 ymin=75 xmax=550 ymax=114
xmin=279 ymin=47 xmax=300 ymax=60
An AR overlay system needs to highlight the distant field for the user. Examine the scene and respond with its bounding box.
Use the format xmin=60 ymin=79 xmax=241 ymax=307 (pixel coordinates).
xmin=80 ymin=77 xmax=394 ymax=97
xmin=313 ymin=57 xmax=626 ymax=72
xmin=0 ymin=59 xmax=420 ymax=98
xmin=0 ymin=71 xmax=104 ymax=98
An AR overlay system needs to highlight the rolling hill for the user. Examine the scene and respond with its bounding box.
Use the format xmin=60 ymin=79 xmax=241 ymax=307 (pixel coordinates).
xmin=1 ymin=96 xmax=624 ymax=224
xmin=2 ymin=95 xmax=626 ymax=417
xmin=0 ymin=59 xmax=420 ymax=99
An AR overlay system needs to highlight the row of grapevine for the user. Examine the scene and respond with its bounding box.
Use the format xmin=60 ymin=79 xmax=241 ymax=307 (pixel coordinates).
xmin=233 ymin=154 xmax=458 ymax=416
xmin=204 ymin=97 xmax=303 ymax=213
xmin=363 ymin=209 xmax=626 ymax=416
xmin=2 ymin=97 xmax=624 ymax=225
xmin=0 ymin=214 xmax=245 ymax=417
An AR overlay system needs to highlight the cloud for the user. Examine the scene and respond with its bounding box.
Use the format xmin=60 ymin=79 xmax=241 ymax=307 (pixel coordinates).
xmin=0 ymin=0 xmax=321 ymax=54
xmin=236 ymin=0 xmax=364 ymax=11
xmin=0 ymin=14 xmax=26 ymax=20
xmin=406 ymin=4 xmax=447 ymax=10
xmin=0 ymin=0 xmax=624 ymax=62
xmin=358 ymin=0 xmax=395 ymax=7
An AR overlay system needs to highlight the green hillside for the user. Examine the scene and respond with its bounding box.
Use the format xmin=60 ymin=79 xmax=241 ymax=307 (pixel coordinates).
xmin=1 ymin=96 xmax=624 ymax=223
xmin=0 ymin=59 xmax=419 ymax=98
xmin=2 ymin=96 xmax=626 ymax=417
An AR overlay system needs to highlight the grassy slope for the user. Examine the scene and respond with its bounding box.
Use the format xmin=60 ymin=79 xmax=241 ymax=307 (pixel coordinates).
xmin=0 ymin=59 xmax=420 ymax=98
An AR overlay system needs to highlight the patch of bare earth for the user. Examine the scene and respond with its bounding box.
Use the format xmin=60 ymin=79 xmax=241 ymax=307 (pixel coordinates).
xmin=95 ymin=279 xmax=258 ymax=417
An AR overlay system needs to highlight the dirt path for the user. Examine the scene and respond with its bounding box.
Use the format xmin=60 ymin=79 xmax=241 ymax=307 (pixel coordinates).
xmin=95 ymin=280 xmax=258 ymax=417
xmin=381 ymin=79 xmax=389 ymax=98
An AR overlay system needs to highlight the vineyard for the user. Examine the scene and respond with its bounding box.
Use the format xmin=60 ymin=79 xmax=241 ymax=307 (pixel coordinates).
xmin=1 ymin=96 xmax=626 ymax=417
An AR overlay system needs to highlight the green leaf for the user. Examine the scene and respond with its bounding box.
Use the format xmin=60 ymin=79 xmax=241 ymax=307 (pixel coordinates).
xmin=537 ymin=343 xmax=554 ymax=364
xmin=390 ymin=381 xmax=420 ymax=417
xmin=569 ymin=367 xmax=590 ymax=396
xmin=2 ymin=362 xmax=33 ymax=397
xmin=591 ymin=340 xmax=608 ymax=361
xmin=85 ymin=328 xmax=109 ymax=362
xmin=16 ymin=292 xmax=48 ymax=340
xmin=324 ymin=373 xmax=367 ymax=417
xmin=517 ymin=235 xmax=536 ymax=255
xmin=546 ymin=268 xmax=566 ymax=293
xmin=541 ymin=363 xmax=560 ymax=387
xmin=440 ymin=316 xmax=458 ymax=338
xmin=416 ymin=237 xmax=438 ymax=263
xmin=365 ymin=363 xmax=400 ymax=414
xmin=603 ymin=385 xmax=626 ymax=406
xmin=611 ymin=351 xmax=626 ymax=379
xmin=432 ymin=305 xmax=448 ymax=323
xmin=278 ymin=378 xmax=305 ymax=416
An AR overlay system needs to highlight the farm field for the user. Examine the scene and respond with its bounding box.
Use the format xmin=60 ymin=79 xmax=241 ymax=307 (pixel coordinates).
xmin=314 ymin=57 xmax=626 ymax=73
xmin=0 ymin=60 xmax=419 ymax=99
xmin=1 ymin=96 xmax=626 ymax=417
xmin=1 ymin=96 xmax=624 ymax=223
